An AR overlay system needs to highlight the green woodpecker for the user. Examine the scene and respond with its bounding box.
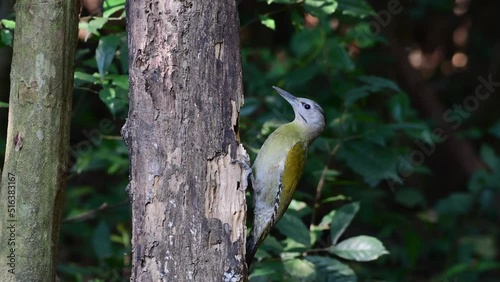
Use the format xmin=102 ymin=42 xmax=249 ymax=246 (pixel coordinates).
xmin=246 ymin=86 xmax=325 ymax=264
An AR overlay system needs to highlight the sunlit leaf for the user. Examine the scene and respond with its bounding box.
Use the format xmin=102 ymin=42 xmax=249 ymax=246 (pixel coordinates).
xmin=305 ymin=0 xmax=339 ymax=17
xmin=330 ymin=202 xmax=360 ymax=244
xmin=283 ymin=259 xmax=316 ymax=281
xmin=260 ymin=15 xmax=276 ymax=30
xmin=1 ymin=19 xmax=15 ymax=29
xmin=330 ymin=235 xmax=389 ymax=261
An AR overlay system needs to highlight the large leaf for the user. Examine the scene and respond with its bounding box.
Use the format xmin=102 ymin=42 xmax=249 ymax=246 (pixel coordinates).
xmin=394 ymin=187 xmax=426 ymax=208
xmin=330 ymin=235 xmax=389 ymax=261
xmin=343 ymin=76 xmax=401 ymax=105
xmin=276 ymin=213 xmax=311 ymax=247
xmin=92 ymin=221 xmax=112 ymax=260
xmin=306 ymin=256 xmax=357 ymax=282
xmin=337 ymin=139 xmax=402 ymax=187
xmin=283 ymin=259 xmax=316 ymax=281
xmin=328 ymin=40 xmax=355 ymax=71
xmin=330 ymin=202 xmax=360 ymax=244
xmin=435 ymin=192 xmax=474 ymax=215
xmin=96 ymin=35 xmax=121 ymax=80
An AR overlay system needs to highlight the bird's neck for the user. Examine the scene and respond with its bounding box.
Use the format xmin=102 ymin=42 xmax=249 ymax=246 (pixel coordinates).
xmin=290 ymin=120 xmax=323 ymax=144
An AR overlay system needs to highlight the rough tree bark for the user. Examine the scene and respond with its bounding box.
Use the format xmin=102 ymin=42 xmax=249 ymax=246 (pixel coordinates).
xmin=0 ymin=0 xmax=79 ymax=280
xmin=123 ymin=0 xmax=247 ymax=281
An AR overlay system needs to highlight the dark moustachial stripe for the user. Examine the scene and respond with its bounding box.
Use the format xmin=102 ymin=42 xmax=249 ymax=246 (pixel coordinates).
xmin=299 ymin=113 xmax=308 ymax=123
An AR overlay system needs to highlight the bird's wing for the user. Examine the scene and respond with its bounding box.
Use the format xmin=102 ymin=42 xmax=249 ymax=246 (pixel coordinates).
xmin=247 ymin=141 xmax=307 ymax=263
xmin=275 ymin=141 xmax=307 ymax=222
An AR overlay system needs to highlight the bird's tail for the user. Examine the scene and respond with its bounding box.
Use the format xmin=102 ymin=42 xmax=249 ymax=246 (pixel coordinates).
xmin=246 ymin=221 xmax=273 ymax=266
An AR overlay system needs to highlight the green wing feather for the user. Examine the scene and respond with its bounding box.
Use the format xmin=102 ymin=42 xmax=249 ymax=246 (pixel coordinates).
xmin=276 ymin=142 xmax=307 ymax=221
xmin=246 ymin=142 xmax=307 ymax=264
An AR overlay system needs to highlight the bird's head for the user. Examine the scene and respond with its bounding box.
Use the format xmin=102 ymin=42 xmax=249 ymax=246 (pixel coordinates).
xmin=273 ymin=86 xmax=325 ymax=140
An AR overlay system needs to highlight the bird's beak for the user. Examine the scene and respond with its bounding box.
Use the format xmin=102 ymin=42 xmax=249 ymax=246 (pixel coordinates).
xmin=273 ymin=86 xmax=299 ymax=107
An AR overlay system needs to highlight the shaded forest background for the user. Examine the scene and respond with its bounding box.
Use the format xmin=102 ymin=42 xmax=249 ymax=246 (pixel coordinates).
xmin=0 ymin=0 xmax=499 ymax=281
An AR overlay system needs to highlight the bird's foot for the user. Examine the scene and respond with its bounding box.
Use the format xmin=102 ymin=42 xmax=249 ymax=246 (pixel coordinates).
xmin=232 ymin=144 xmax=253 ymax=190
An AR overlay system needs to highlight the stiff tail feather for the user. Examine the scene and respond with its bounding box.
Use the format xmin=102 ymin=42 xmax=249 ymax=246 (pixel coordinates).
xmin=246 ymin=222 xmax=273 ymax=266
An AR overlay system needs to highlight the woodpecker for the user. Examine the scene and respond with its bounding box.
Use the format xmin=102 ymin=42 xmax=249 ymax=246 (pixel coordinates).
xmin=246 ymin=86 xmax=325 ymax=264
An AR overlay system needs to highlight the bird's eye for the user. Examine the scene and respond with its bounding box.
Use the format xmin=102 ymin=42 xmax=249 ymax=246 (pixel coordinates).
xmin=304 ymin=104 xmax=311 ymax=110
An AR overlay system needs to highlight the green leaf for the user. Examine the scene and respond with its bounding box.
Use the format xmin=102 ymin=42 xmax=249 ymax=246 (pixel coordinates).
xmin=342 ymin=85 xmax=373 ymax=106
xmin=261 ymin=0 xmax=296 ymax=4
xmin=435 ymin=192 xmax=474 ymax=215
xmin=305 ymin=0 xmax=339 ymax=17
xmin=330 ymin=202 xmax=360 ymax=244
xmin=249 ymin=260 xmax=284 ymax=282
xmin=99 ymin=86 xmax=128 ymax=116
xmin=276 ymin=213 xmax=311 ymax=247
xmin=316 ymin=210 xmax=336 ymax=231
xmin=96 ymin=35 xmax=121 ymax=80
xmin=81 ymin=17 xmax=109 ymax=40
xmin=1 ymin=19 xmax=15 ymax=29
xmin=0 ymin=29 xmax=13 ymax=47
xmin=346 ymin=22 xmax=379 ymax=48
xmin=337 ymin=139 xmax=402 ymax=187
xmin=306 ymin=256 xmax=357 ymax=282
xmin=330 ymin=235 xmax=389 ymax=261
xmin=259 ymin=15 xmax=276 ymax=30
xmin=291 ymin=28 xmax=323 ymax=58
xmin=0 ymin=101 xmax=8 ymax=108
xmin=107 ymin=74 xmax=129 ymax=90
xmin=74 ymin=71 xmax=99 ymax=86
xmin=283 ymin=259 xmax=316 ymax=281
xmin=92 ymin=221 xmax=112 ymax=260
xmin=394 ymin=187 xmax=426 ymax=208
xmin=343 ymin=76 xmax=400 ymax=105
xmin=103 ymin=0 xmax=126 ymax=18
xmin=358 ymin=76 xmax=401 ymax=92
xmin=388 ymin=92 xmax=411 ymax=122
xmin=329 ymin=42 xmax=355 ymax=72
xmin=337 ymin=0 xmax=375 ymax=18
xmin=488 ymin=120 xmax=500 ymax=139
xmin=480 ymin=145 xmax=497 ymax=171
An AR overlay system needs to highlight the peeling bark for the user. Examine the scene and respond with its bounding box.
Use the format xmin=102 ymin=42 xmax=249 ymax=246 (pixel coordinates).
xmin=123 ymin=1 xmax=247 ymax=281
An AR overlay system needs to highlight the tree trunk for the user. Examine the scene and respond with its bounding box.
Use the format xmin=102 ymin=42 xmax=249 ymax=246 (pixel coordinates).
xmin=123 ymin=0 xmax=247 ymax=281
xmin=0 ymin=0 xmax=79 ymax=281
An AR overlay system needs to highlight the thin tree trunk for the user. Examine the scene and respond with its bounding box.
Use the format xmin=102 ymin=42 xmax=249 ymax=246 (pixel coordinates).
xmin=0 ymin=0 xmax=79 ymax=281
xmin=123 ymin=0 xmax=247 ymax=281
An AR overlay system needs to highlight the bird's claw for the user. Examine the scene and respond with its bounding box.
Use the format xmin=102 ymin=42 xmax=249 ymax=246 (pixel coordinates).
xmin=232 ymin=144 xmax=253 ymax=191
